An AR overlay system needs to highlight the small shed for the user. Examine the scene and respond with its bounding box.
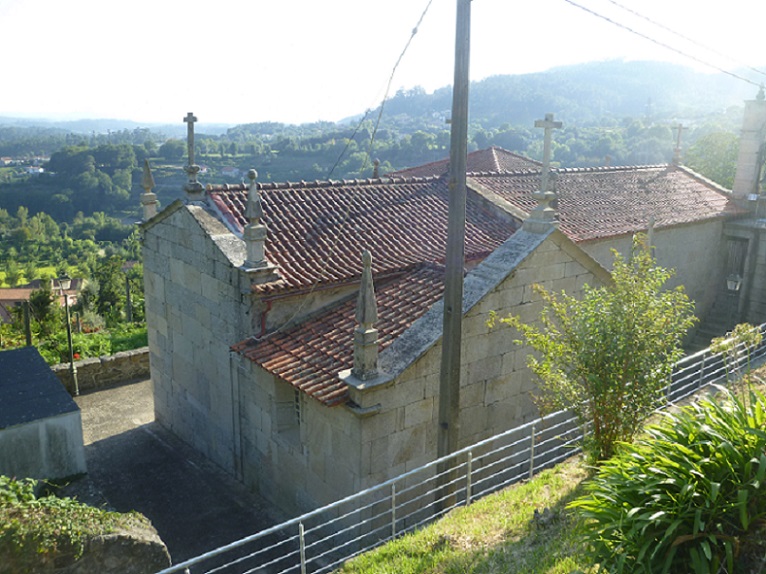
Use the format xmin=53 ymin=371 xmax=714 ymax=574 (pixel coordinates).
xmin=0 ymin=347 xmax=86 ymax=480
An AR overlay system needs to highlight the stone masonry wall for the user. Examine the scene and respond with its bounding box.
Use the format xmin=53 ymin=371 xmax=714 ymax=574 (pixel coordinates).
xmin=580 ymin=220 xmax=726 ymax=321
xmin=356 ymin=232 xmax=606 ymax=489
xmin=238 ymin=361 xmax=362 ymax=516
xmin=143 ymin=205 xmax=247 ymax=475
xmin=51 ymin=348 xmax=149 ymax=394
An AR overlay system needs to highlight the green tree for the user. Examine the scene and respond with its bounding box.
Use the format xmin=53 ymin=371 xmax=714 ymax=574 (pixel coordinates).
xmin=92 ymin=255 xmax=125 ymax=326
xmin=4 ymin=260 xmax=21 ymax=287
xmin=491 ymin=235 xmax=697 ymax=460
xmin=158 ymin=139 xmax=185 ymax=161
xmin=685 ymin=131 xmax=739 ymax=189
xmin=28 ymin=281 xmax=58 ymax=338
xmin=22 ymin=261 xmax=37 ymax=284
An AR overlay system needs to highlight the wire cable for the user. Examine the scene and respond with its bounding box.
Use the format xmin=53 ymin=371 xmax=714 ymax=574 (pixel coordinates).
xmin=262 ymin=0 xmax=437 ymax=339
xmin=561 ymin=0 xmax=761 ymax=88
xmin=327 ymin=0 xmax=435 ymax=180
xmin=604 ymin=0 xmax=766 ymax=80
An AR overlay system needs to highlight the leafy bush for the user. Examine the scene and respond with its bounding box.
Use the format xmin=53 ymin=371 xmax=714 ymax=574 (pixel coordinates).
xmin=491 ymin=235 xmax=697 ymax=460
xmin=110 ymin=324 xmax=148 ymax=352
xmin=0 ymin=475 xmax=124 ymax=564
xmin=37 ymin=331 xmax=112 ymax=364
xmin=36 ymin=325 xmax=146 ymax=365
xmin=571 ymin=387 xmax=766 ymax=573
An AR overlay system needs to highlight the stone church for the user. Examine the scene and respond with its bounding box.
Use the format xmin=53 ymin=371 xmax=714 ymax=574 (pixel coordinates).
xmin=142 ymin=98 xmax=766 ymax=515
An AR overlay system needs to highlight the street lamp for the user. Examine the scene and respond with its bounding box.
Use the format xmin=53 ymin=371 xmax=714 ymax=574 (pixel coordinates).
xmin=727 ymin=273 xmax=743 ymax=292
xmin=56 ymin=274 xmax=79 ymax=396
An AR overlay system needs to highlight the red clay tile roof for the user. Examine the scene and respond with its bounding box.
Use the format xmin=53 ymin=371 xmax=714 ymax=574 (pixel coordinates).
xmin=208 ymin=176 xmax=517 ymax=294
xmin=219 ymin=153 xmax=740 ymax=407
xmin=232 ymin=264 xmax=446 ymax=406
xmin=390 ymin=146 xmax=541 ymax=178
xmin=469 ymin=165 xmax=743 ymax=242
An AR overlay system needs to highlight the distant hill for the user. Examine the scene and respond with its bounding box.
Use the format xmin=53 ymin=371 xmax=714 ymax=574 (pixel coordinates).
xmin=1 ymin=60 xmax=760 ymax=139
xmin=374 ymin=60 xmax=758 ymax=129
xmin=0 ymin=116 xmax=232 ymax=137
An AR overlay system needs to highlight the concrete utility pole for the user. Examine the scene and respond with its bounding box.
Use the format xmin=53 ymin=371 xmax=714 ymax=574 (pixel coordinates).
xmin=438 ymin=0 xmax=471 ymax=468
xmin=672 ymin=124 xmax=687 ymax=165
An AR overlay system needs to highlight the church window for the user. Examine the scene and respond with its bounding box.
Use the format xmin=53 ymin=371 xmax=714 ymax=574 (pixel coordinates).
xmin=274 ymin=379 xmax=302 ymax=445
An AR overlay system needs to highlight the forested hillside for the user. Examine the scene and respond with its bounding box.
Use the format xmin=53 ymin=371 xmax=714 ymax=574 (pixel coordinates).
xmin=0 ymin=59 xmax=753 ymax=259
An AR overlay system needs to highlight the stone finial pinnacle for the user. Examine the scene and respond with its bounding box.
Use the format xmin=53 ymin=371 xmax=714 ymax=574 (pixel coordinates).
xmin=245 ymin=169 xmax=263 ymax=221
xmin=140 ymin=159 xmax=158 ymax=221
xmin=142 ymin=159 xmax=155 ymax=191
xmin=241 ymin=168 xmax=279 ymax=283
xmin=352 ymin=250 xmax=379 ymax=381
xmin=356 ymin=250 xmax=378 ymax=327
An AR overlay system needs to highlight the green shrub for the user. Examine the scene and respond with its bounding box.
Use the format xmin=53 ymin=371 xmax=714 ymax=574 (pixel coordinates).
xmin=37 ymin=331 xmax=112 ymax=364
xmin=491 ymin=235 xmax=696 ymax=460
xmin=0 ymin=475 xmax=124 ymax=563
xmin=110 ymin=324 xmax=147 ymax=352
xmin=36 ymin=325 xmax=146 ymax=365
xmin=571 ymin=387 xmax=766 ymax=573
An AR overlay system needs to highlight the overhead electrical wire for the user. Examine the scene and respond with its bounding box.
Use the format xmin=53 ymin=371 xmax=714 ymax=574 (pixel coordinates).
xmin=561 ymin=0 xmax=761 ymax=88
xmin=604 ymin=0 xmax=766 ymax=80
xmin=327 ymin=0 xmax=435 ymax=181
xmin=264 ymin=0 xmax=436 ymax=339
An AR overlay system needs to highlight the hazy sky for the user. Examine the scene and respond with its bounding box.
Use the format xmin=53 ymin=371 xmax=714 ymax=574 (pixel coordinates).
xmin=1 ymin=0 xmax=763 ymax=126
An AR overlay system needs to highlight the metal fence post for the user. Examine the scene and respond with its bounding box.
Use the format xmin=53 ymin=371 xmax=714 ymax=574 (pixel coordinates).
xmin=466 ymin=451 xmax=473 ymax=506
xmin=299 ymin=522 xmax=307 ymax=574
xmin=391 ymin=484 xmax=397 ymax=539
xmin=529 ymin=424 xmax=536 ymax=479
xmin=698 ymin=354 xmax=706 ymax=389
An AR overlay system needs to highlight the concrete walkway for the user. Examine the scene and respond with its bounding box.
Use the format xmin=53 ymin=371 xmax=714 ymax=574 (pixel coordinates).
xmin=74 ymin=379 xmax=284 ymax=564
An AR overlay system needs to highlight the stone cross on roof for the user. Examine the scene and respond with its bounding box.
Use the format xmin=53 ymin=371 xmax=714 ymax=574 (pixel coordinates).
xmin=535 ymin=112 xmax=562 ymax=194
xmin=525 ymin=113 xmax=562 ymax=233
xmin=183 ymin=112 xmax=204 ymax=203
xmin=352 ymin=250 xmax=379 ymax=381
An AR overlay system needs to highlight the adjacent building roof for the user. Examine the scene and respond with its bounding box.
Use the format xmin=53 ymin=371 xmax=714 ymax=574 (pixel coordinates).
xmin=469 ymin=164 xmax=745 ymax=242
xmin=390 ymin=146 xmax=541 ymax=178
xmin=208 ymin=176 xmax=518 ymax=295
xmin=0 ymin=346 xmax=78 ymax=429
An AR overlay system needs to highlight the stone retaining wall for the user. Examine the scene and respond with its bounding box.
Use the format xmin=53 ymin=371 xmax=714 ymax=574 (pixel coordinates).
xmin=52 ymin=347 xmax=150 ymax=394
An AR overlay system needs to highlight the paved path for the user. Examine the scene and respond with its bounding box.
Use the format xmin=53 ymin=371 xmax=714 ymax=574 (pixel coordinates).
xmin=74 ymin=379 xmax=284 ymax=565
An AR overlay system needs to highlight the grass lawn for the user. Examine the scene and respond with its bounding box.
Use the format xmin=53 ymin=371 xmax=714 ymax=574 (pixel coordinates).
xmin=338 ymin=456 xmax=594 ymax=574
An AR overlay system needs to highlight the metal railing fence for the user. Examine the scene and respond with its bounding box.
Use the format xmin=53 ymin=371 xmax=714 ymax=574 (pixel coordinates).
xmin=158 ymin=323 xmax=766 ymax=574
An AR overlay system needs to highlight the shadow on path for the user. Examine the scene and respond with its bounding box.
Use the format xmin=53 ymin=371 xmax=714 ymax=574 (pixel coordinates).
xmin=76 ymin=381 xmax=284 ymax=564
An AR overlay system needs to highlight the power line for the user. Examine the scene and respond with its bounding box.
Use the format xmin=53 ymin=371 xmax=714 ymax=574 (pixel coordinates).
xmin=263 ymin=0 xmax=436 ymax=339
xmin=561 ymin=0 xmax=761 ymax=88
xmin=605 ymin=0 xmax=766 ymax=80
xmin=327 ymin=0 xmax=435 ymax=180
